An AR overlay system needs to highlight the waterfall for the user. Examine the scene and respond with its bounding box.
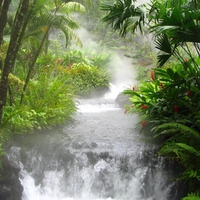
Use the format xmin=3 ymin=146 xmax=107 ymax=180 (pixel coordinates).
xmin=6 ymin=89 xmax=183 ymax=200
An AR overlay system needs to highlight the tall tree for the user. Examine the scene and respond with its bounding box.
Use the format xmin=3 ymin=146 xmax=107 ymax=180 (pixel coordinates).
xmin=0 ymin=0 xmax=12 ymax=70
xmin=20 ymin=1 xmax=85 ymax=104
xmin=0 ymin=0 xmax=32 ymax=123
xmin=0 ymin=0 xmax=85 ymax=123
xmin=0 ymin=0 xmax=12 ymax=45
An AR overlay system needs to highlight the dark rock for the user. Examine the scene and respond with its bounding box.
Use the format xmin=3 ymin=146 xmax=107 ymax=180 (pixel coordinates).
xmin=0 ymin=156 xmax=23 ymax=200
xmin=115 ymin=92 xmax=131 ymax=108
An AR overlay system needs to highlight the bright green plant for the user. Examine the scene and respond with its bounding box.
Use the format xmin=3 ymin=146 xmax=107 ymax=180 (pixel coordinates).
xmin=1 ymin=105 xmax=38 ymax=133
xmin=182 ymin=193 xmax=200 ymax=200
xmin=35 ymin=53 xmax=57 ymax=67
xmin=123 ymin=62 xmax=200 ymax=196
xmin=23 ymin=67 xmax=76 ymax=127
xmin=0 ymin=56 xmax=77 ymax=168
xmin=46 ymin=49 xmax=111 ymax=97
xmin=124 ymin=59 xmax=200 ymax=126
xmin=63 ymin=62 xmax=110 ymax=97
xmin=154 ymin=123 xmax=200 ymax=182
xmin=62 ymin=50 xmax=90 ymax=66
xmin=1 ymin=65 xmax=76 ymax=131
xmin=61 ymin=50 xmax=111 ymax=69
xmin=88 ymin=51 xmax=111 ymax=68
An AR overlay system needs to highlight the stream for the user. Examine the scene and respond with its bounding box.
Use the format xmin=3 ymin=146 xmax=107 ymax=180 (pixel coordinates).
xmin=6 ymin=91 xmax=184 ymax=200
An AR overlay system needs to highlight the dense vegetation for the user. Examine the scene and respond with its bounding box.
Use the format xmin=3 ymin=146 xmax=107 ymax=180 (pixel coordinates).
xmin=1 ymin=0 xmax=199 ymax=199
xmin=0 ymin=0 xmax=111 ymax=164
xmin=101 ymin=0 xmax=200 ymax=199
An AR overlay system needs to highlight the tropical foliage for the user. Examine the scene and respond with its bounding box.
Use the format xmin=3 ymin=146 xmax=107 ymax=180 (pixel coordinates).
xmin=124 ymin=62 xmax=200 ymax=191
xmin=0 ymin=0 xmax=85 ymax=122
xmin=64 ymin=62 xmax=110 ymax=96
xmin=0 ymin=46 xmax=111 ymax=161
xmin=0 ymin=0 xmax=113 ymax=167
xmin=101 ymin=0 xmax=200 ymax=198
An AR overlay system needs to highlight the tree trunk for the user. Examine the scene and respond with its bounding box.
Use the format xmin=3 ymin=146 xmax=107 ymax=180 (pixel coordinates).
xmin=20 ymin=27 xmax=50 ymax=105
xmin=0 ymin=0 xmax=30 ymax=123
xmin=0 ymin=0 xmax=11 ymax=45
xmin=20 ymin=2 xmax=64 ymax=105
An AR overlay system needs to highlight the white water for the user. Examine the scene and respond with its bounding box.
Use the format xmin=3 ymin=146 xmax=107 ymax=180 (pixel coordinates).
xmin=6 ymin=87 xmax=180 ymax=200
xmin=6 ymin=54 xmax=183 ymax=200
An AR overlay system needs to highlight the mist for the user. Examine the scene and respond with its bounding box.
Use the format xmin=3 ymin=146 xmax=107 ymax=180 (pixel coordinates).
xmin=73 ymin=26 xmax=138 ymax=93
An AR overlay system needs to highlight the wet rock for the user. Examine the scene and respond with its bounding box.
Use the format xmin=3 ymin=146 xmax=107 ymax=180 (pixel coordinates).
xmin=0 ymin=156 xmax=23 ymax=200
xmin=115 ymin=92 xmax=131 ymax=108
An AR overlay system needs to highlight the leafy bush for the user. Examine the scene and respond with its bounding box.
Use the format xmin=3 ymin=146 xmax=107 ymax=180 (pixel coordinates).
xmin=23 ymin=67 xmax=76 ymax=127
xmin=62 ymin=62 xmax=110 ymax=97
xmin=0 ymin=65 xmax=76 ymax=134
xmin=61 ymin=50 xmax=111 ymax=69
xmin=2 ymin=105 xmax=38 ymax=133
xmin=124 ymin=60 xmax=200 ymax=128
xmin=182 ymin=193 xmax=200 ymax=200
xmin=38 ymin=50 xmax=111 ymax=97
xmin=0 ymin=70 xmax=24 ymax=104
xmin=123 ymin=60 xmax=200 ymax=194
xmin=62 ymin=50 xmax=89 ymax=66
xmin=0 ymin=59 xmax=77 ymax=165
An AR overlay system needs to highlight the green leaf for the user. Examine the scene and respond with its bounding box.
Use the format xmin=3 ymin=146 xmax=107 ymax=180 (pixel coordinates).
xmin=157 ymin=54 xmax=171 ymax=67
xmin=176 ymin=143 xmax=200 ymax=157
xmin=154 ymin=33 xmax=172 ymax=54
xmin=190 ymin=85 xmax=200 ymax=95
xmin=182 ymin=193 xmax=200 ymax=200
xmin=167 ymin=68 xmax=175 ymax=79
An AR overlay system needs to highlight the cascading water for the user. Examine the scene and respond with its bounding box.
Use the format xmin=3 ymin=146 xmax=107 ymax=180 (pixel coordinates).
xmin=6 ymin=86 xmax=183 ymax=200
xmin=5 ymin=54 xmax=184 ymax=200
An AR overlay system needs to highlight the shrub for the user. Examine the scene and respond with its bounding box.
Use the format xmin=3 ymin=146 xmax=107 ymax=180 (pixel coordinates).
xmin=123 ymin=60 xmax=200 ymax=194
xmin=62 ymin=62 xmax=110 ymax=97
xmin=23 ymin=67 xmax=76 ymax=127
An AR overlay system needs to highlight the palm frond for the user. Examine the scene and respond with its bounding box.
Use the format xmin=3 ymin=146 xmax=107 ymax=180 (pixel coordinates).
xmin=157 ymin=54 xmax=172 ymax=67
xmin=154 ymin=33 xmax=174 ymax=66
xmin=60 ymin=26 xmax=82 ymax=47
xmin=32 ymin=0 xmax=50 ymax=14
xmin=101 ymin=0 xmax=146 ymax=36
xmin=62 ymin=2 xmax=86 ymax=13
xmin=154 ymin=33 xmax=172 ymax=54
xmin=99 ymin=2 xmax=113 ymax=12
xmin=24 ymin=13 xmax=52 ymax=38
xmin=52 ymin=14 xmax=81 ymax=47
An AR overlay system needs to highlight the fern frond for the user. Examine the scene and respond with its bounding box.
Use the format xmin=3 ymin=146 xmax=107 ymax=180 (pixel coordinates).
xmin=158 ymin=142 xmax=181 ymax=158
xmin=158 ymin=142 xmax=200 ymax=165
xmin=33 ymin=0 xmax=50 ymax=14
xmin=153 ymin=128 xmax=181 ymax=138
xmin=154 ymin=122 xmax=200 ymax=140
xmin=182 ymin=168 xmax=200 ymax=181
xmin=182 ymin=193 xmax=200 ymax=200
xmin=176 ymin=143 xmax=200 ymax=157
